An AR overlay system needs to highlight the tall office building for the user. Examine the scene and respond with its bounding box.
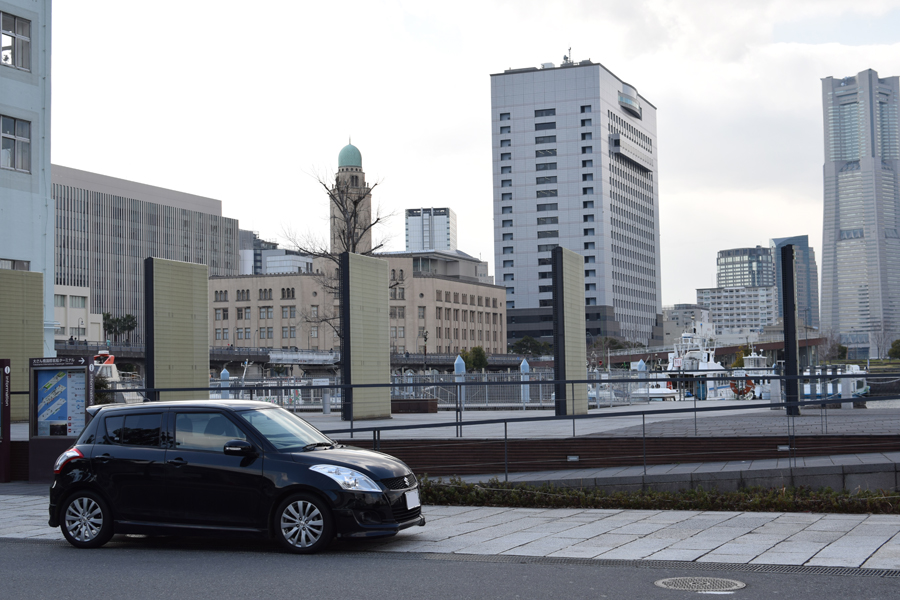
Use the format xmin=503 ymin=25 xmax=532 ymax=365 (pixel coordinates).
xmin=405 ymin=208 xmax=457 ymax=252
xmin=1 ymin=0 xmax=54 ymax=357
xmin=770 ymin=235 xmax=819 ymax=330
xmin=716 ymin=246 xmax=774 ymax=288
xmin=821 ymin=69 xmax=900 ymax=358
xmin=491 ymin=57 xmax=662 ymax=347
xmin=52 ymin=166 xmax=239 ymax=343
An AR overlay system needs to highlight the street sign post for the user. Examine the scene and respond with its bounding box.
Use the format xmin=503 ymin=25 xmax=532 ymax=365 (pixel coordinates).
xmin=0 ymin=359 xmax=10 ymax=483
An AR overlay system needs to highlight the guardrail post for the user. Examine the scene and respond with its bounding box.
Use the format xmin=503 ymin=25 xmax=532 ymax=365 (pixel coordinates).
xmin=504 ymin=421 xmax=509 ymax=483
xmin=642 ymin=413 xmax=647 ymax=476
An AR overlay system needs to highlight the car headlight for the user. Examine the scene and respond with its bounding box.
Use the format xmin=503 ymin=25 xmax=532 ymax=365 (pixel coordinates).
xmin=310 ymin=464 xmax=381 ymax=492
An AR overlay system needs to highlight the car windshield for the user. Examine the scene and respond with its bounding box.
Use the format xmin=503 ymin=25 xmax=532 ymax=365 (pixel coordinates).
xmin=237 ymin=407 xmax=333 ymax=451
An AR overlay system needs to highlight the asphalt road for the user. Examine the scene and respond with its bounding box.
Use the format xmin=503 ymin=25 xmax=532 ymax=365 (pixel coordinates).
xmin=1 ymin=537 xmax=897 ymax=600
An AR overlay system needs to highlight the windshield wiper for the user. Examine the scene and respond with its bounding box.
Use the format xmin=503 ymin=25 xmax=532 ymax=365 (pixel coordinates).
xmin=302 ymin=442 xmax=334 ymax=451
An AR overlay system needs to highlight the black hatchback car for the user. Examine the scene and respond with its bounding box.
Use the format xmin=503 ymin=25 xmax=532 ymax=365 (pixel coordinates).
xmin=49 ymin=401 xmax=424 ymax=553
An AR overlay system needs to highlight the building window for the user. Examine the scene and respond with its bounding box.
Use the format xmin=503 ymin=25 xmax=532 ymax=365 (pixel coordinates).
xmin=282 ymin=306 xmax=289 ymax=319
xmin=535 ymin=122 xmax=556 ymax=131
xmin=290 ymin=326 xmax=296 ymax=338
xmin=584 ymin=228 xmax=595 ymax=236
xmin=418 ymin=306 xmax=425 ymax=319
xmin=237 ymin=329 xmax=244 ymax=340
xmin=583 ymin=200 xmax=594 ymax=209
xmin=1 ymin=115 xmax=30 ymax=172
xmin=500 ymin=139 xmax=511 ymax=147
xmin=537 ymin=230 xmax=559 ymax=238
xmin=536 ymin=162 xmax=556 ymax=171
xmin=534 ymin=108 xmax=556 ymax=117
xmin=536 ymin=176 xmax=557 ymax=185
xmin=584 ymin=255 xmax=596 ymax=263
xmin=500 ymin=126 xmax=510 ymax=134
xmin=502 ymin=260 xmax=513 ymax=268
xmin=502 ymin=219 xmax=513 ymax=227
xmin=583 ymin=214 xmax=594 ymax=222
xmin=503 ymin=274 xmax=514 ymax=281
xmin=506 ymin=287 xmax=514 ymax=295
xmin=537 ymin=217 xmax=558 ymax=225
xmin=501 ymin=179 xmax=512 ymax=187
xmin=282 ymin=326 xmax=289 ymax=338
xmin=583 ymin=187 xmax=594 ymax=195
xmin=500 ymin=152 xmax=511 ymax=161
xmin=215 ymin=329 xmax=222 ymax=340
xmin=507 ymin=301 xmax=515 ymax=309
xmin=501 ymin=193 xmax=512 ymax=201
xmin=535 ymin=136 xmax=556 ymax=144
xmin=538 ymin=271 xmax=552 ymax=279
xmin=580 ymin=105 xmax=592 ymax=113
xmin=581 ymin=132 xmax=592 ymax=141
xmin=311 ymin=326 xmax=318 ymax=338
xmin=537 ymin=244 xmax=558 ymax=252
xmin=0 ymin=13 xmax=30 ymax=71
xmin=501 ymin=165 xmax=512 ymax=174
xmin=267 ymin=327 xmax=273 ymax=340
xmin=502 ymin=233 xmax=513 ymax=240
xmin=215 ymin=309 xmax=223 ymax=321
xmin=68 ymin=296 xmax=86 ymax=309
xmin=581 ymin=119 xmax=592 ymax=127
xmin=536 ymin=190 xmax=558 ymax=198
xmin=582 ymin=173 xmax=593 ymax=181
xmin=586 ymin=298 xmax=597 ymax=306
xmin=582 ymin=160 xmax=593 ymax=168
xmin=503 ymin=246 xmax=514 ymax=254
xmin=502 ymin=206 xmax=512 ymax=214
xmin=584 ymin=242 xmax=595 ymax=250
xmin=536 ymin=203 xmax=558 ymax=212
xmin=581 ymin=146 xmax=593 ymax=154
xmin=54 ymin=294 xmax=66 ymax=307
xmin=585 ymin=270 xmax=596 ymax=277
xmin=500 ymin=112 xmax=510 ymax=121
xmin=536 ymin=149 xmax=557 ymax=157
xmin=539 ymin=285 xmax=553 ymax=293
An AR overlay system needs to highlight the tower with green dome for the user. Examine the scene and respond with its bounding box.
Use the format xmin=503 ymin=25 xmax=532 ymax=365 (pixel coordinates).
xmin=330 ymin=141 xmax=373 ymax=254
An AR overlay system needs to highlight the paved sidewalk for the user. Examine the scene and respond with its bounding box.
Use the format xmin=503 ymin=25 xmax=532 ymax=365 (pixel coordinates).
xmin=4 ymin=483 xmax=899 ymax=569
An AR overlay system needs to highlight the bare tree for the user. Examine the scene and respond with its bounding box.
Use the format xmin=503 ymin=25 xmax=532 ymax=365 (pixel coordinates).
xmin=869 ymin=322 xmax=894 ymax=360
xmin=283 ymin=170 xmax=393 ymax=343
xmin=820 ymin=328 xmax=844 ymax=362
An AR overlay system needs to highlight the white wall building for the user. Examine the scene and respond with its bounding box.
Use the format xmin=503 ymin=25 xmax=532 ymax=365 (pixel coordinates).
xmin=405 ymin=207 xmax=457 ymax=252
xmin=696 ymin=286 xmax=778 ymax=336
xmin=0 ymin=0 xmax=54 ymax=356
xmin=490 ymin=57 xmax=662 ymax=347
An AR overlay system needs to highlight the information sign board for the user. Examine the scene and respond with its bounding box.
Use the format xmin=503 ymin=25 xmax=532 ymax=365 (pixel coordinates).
xmin=29 ymin=357 xmax=94 ymax=439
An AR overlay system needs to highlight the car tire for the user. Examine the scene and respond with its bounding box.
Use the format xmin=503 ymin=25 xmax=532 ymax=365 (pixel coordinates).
xmin=274 ymin=493 xmax=334 ymax=554
xmin=60 ymin=491 xmax=114 ymax=549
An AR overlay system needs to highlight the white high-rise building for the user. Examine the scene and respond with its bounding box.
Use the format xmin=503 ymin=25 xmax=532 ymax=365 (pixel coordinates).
xmin=821 ymin=69 xmax=900 ymax=358
xmin=405 ymin=208 xmax=457 ymax=252
xmin=491 ymin=57 xmax=662 ymax=347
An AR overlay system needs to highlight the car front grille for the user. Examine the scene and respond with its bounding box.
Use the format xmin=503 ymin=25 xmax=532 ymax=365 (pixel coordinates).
xmin=392 ymin=504 xmax=422 ymax=524
xmin=381 ymin=473 xmax=417 ymax=490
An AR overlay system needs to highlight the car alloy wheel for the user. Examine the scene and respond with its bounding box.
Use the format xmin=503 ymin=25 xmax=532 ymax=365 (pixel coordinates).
xmin=275 ymin=493 xmax=333 ymax=554
xmin=61 ymin=491 xmax=114 ymax=549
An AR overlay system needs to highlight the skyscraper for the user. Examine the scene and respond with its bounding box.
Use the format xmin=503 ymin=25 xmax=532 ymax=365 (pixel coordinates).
xmin=821 ymin=69 xmax=900 ymax=358
xmin=770 ymin=235 xmax=819 ymax=331
xmin=716 ymin=246 xmax=775 ymax=288
xmin=405 ymin=208 xmax=457 ymax=252
xmin=491 ymin=58 xmax=662 ymax=347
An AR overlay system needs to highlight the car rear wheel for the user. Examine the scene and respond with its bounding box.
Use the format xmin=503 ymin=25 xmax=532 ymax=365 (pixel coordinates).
xmin=60 ymin=491 xmax=114 ymax=549
xmin=274 ymin=493 xmax=333 ymax=554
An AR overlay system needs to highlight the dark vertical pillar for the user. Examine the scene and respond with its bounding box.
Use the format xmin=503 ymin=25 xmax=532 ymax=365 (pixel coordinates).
xmin=339 ymin=252 xmax=353 ymax=421
xmin=0 ymin=359 xmax=10 ymax=483
xmin=781 ymin=245 xmax=800 ymax=416
xmin=551 ymin=247 xmax=567 ymax=416
xmin=143 ymin=257 xmax=157 ymax=402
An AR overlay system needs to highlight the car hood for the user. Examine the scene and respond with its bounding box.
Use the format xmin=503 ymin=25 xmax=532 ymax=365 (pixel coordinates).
xmin=289 ymin=445 xmax=411 ymax=480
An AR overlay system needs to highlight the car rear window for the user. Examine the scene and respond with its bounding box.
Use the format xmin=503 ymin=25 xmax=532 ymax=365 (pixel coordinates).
xmin=103 ymin=413 xmax=162 ymax=447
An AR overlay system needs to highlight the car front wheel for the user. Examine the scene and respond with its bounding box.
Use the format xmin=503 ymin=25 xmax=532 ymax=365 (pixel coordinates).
xmin=60 ymin=491 xmax=114 ymax=549
xmin=274 ymin=493 xmax=333 ymax=554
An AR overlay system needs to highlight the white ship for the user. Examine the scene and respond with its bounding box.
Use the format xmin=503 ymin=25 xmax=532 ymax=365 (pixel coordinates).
xmin=665 ymin=326 xmax=731 ymax=400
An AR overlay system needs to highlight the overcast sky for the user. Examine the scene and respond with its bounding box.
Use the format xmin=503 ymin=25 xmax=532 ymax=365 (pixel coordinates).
xmin=50 ymin=0 xmax=900 ymax=305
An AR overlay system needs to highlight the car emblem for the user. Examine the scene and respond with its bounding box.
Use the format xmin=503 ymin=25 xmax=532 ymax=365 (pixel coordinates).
xmin=403 ymin=477 xmax=409 ymax=487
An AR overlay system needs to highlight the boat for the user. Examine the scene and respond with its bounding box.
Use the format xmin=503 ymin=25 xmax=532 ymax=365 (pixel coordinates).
xmin=665 ymin=327 xmax=731 ymax=399
xmin=93 ymin=351 xmax=144 ymax=403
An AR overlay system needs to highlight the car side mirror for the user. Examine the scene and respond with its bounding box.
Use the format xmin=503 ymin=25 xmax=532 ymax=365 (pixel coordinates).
xmin=224 ymin=439 xmax=256 ymax=456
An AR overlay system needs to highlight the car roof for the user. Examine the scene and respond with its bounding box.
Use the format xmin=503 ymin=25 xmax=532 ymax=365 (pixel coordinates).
xmin=86 ymin=400 xmax=275 ymax=417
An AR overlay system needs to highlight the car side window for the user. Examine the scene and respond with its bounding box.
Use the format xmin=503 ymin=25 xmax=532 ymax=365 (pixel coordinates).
xmin=175 ymin=412 xmax=246 ymax=452
xmin=102 ymin=413 xmax=162 ymax=447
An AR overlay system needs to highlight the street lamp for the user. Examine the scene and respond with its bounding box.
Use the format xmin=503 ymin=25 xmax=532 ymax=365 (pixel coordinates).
xmin=416 ymin=329 xmax=429 ymax=373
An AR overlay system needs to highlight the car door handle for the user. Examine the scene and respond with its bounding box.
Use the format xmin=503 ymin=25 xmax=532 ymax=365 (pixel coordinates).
xmin=167 ymin=458 xmax=188 ymax=466
xmin=96 ymin=454 xmax=112 ymax=463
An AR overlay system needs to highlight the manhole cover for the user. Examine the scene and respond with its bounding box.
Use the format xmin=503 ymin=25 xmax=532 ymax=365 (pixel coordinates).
xmin=654 ymin=577 xmax=746 ymax=592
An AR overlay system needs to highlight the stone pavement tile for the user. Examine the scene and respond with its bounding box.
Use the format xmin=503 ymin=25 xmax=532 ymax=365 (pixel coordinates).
xmin=861 ymin=535 xmax=900 ymax=570
xmin=806 ymin=516 xmax=867 ymax=531
xmin=521 ymin=521 xmax=584 ymax=534
xmin=422 ymin=506 xmax=484 ymax=517
xmin=717 ymin=515 xmax=780 ymax=528
xmin=845 ymin=524 xmax=900 ymax=537
xmin=577 ymin=533 xmax=642 ymax=548
xmin=750 ymin=552 xmax=813 ymax=565
xmin=666 ymin=529 xmax=753 ymax=551
xmin=546 ymin=546 xmax=608 ymax=559
xmin=695 ymin=553 xmax=758 ymax=564
xmin=857 ymin=515 xmax=900 ymax=524
xmin=645 ymin=528 xmax=702 ymax=541
xmin=642 ymin=511 xmax=700 ymax=524
xmin=501 ymin=535 xmax=579 ymax=557
xmin=455 ymin=531 xmax=547 ymax=555
xmin=806 ymin=538 xmax=894 ymax=568
xmin=594 ymin=538 xmax=674 ymax=560
xmin=724 ymin=533 xmax=788 ymax=546
xmin=771 ymin=513 xmax=824 ymax=523
xmin=554 ymin=519 xmax=639 ymax=540
xmin=668 ymin=514 xmax=736 ymax=529
xmin=751 ymin=523 xmax=811 ymax=537
xmin=761 ymin=540 xmax=829 ymax=557
xmin=398 ymin=521 xmax=491 ymax=541
xmin=607 ymin=521 xmax=669 ymax=535
xmin=787 ymin=530 xmax=846 ymax=544
xmin=645 ymin=547 xmax=710 ymax=561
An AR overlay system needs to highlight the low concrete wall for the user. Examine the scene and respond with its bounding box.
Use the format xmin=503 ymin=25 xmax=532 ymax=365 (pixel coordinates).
xmin=532 ymin=463 xmax=900 ymax=494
